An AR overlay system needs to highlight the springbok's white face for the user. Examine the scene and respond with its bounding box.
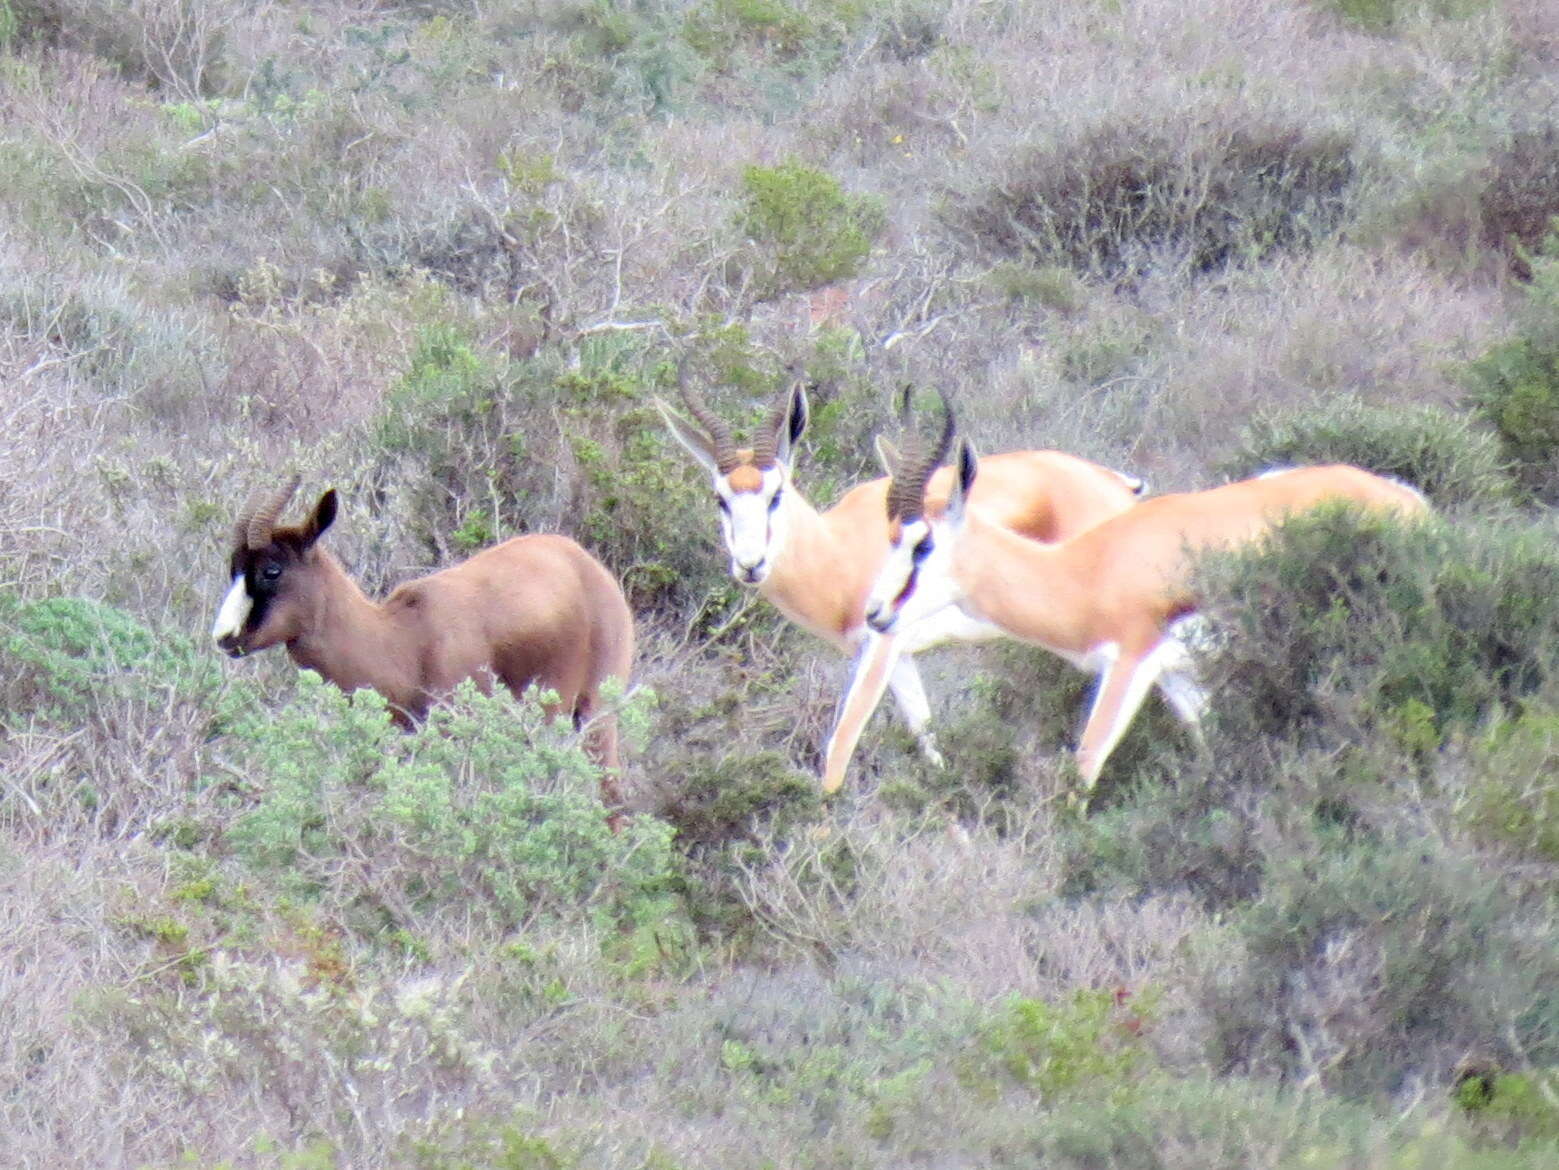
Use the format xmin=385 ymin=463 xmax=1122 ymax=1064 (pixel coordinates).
xmin=863 ymin=515 xmax=965 ymax=634
xmin=712 ymin=462 xmax=791 ymax=585
xmin=658 ymin=383 xmax=807 ymax=589
xmin=863 ymin=438 xmax=977 ymax=635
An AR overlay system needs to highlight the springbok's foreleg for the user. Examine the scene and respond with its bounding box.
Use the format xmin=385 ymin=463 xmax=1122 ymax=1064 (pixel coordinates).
xmin=821 ymin=632 xmax=901 ymax=795
xmin=885 ymin=655 xmax=945 ymax=768
xmin=1073 ymin=641 xmax=1172 ymax=803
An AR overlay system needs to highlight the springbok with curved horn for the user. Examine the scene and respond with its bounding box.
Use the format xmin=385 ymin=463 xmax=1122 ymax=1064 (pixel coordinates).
xmin=658 ymin=380 xmax=1146 ymax=793
xmin=211 ymin=479 xmax=636 ymax=795
xmin=863 ymin=399 xmax=1430 ymax=797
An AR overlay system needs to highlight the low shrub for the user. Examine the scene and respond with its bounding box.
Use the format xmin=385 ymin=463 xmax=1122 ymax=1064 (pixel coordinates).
xmin=1463 ymin=244 xmax=1559 ymax=501
xmin=945 ymin=114 xmax=1358 ymax=283
xmin=1204 ymin=835 xmax=1559 ymax=1097
xmin=736 ymin=160 xmax=885 ymax=296
xmin=0 ymin=593 xmax=250 ymax=732
xmin=1220 ymin=396 xmax=1517 ymax=511
xmin=227 ymin=675 xmax=680 ymax=935
xmin=1479 ymin=125 xmax=1559 ymax=280
xmin=1458 ymin=704 xmax=1559 ymax=863
xmin=1199 ymin=508 xmax=1559 ymax=760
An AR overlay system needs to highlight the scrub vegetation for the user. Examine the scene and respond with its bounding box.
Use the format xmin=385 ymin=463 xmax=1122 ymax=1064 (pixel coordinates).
xmin=3 ymin=0 xmax=1559 ymax=1166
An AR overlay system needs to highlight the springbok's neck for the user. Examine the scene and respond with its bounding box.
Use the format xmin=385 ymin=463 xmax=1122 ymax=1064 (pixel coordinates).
xmin=758 ymin=488 xmax=875 ymax=648
xmin=286 ymin=552 xmax=422 ymax=715
xmin=955 ymin=513 xmax=1100 ymax=655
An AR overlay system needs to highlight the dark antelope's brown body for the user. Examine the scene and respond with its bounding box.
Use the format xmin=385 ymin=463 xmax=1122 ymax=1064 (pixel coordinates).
xmin=213 ymin=482 xmax=634 ymax=791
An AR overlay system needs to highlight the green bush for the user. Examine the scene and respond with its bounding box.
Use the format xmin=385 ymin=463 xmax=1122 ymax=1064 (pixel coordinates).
xmin=228 ymin=675 xmax=680 ymax=934
xmin=0 ymin=594 xmax=250 ymax=731
xmin=946 ymin=114 xmax=1358 ymax=283
xmin=965 ymin=989 xmax=1152 ymax=1101
xmin=1459 ymin=705 xmax=1559 ymax=863
xmin=1463 ymin=246 xmax=1559 ymax=501
xmin=736 ymin=160 xmax=884 ymax=295
xmin=1220 ymin=396 xmax=1517 ymax=511
xmin=1199 ymin=508 xmax=1559 ymax=758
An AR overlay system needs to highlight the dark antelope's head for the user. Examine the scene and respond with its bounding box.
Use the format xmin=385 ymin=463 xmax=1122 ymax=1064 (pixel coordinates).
xmin=657 ymin=379 xmax=808 ymax=586
xmin=863 ymin=390 xmax=971 ymax=635
xmin=211 ymin=477 xmax=338 ymax=658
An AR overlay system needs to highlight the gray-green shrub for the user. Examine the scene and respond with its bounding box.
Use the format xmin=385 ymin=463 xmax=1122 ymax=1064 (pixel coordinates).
xmin=228 ymin=675 xmax=679 ymax=934
xmin=1221 ymin=396 xmax=1516 ymax=510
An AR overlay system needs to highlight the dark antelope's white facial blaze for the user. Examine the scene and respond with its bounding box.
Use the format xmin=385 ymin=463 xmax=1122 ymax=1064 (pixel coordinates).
xmin=211 ymin=576 xmax=253 ymax=651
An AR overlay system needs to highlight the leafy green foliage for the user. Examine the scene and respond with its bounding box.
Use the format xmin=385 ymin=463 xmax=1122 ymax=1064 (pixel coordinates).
xmin=229 ymin=675 xmax=680 ymax=933
xmin=737 ymin=160 xmax=884 ymax=295
xmin=1222 ymin=396 xmax=1516 ymax=510
xmin=966 ymin=989 xmax=1152 ymax=1101
xmin=0 ymin=594 xmax=252 ymax=731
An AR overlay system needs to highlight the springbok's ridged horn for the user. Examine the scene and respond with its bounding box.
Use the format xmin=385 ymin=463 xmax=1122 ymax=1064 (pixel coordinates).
xmin=750 ymin=393 xmax=792 ymax=469
xmin=678 ymin=381 xmax=740 ymax=474
xmin=885 ymin=388 xmax=955 ymax=522
xmin=245 ymin=474 xmax=301 ymax=550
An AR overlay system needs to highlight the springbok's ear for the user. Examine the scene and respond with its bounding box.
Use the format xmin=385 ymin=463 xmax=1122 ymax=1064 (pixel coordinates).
xmin=948 ymin=440 xmax=979 ymax=526
xmin=655 ymin=398 xmax=721 ymax=475
xmin=874 ymin=435 xmax=902 ymax=479
xmin=774 ymin=382 xmax=809 ymax=468
xmin=302 ymin=490 xmax=338 ymax=547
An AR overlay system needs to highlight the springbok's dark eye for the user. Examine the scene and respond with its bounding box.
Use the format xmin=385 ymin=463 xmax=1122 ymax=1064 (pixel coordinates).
xmin=767 ymin=488 xmax=783 ymax=513
xmin=911 ymin=536 xmax=933 ymax=563
xmin=716 ymin=495 xmax=731 ymax=514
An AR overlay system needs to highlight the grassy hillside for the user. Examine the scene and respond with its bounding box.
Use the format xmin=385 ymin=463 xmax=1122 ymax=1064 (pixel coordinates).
xmin=3 ymin=0 xmax=1559 ymax=1166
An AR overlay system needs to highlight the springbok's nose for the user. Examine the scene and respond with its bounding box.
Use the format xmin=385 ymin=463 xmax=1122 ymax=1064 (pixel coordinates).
xmin=864 ymin=601 xmax=891 ymax=633
xmin=734 ymin=558 xmax=766 ymax=584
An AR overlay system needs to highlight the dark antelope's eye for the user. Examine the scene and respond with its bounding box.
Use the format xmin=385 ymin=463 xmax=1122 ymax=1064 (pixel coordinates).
xmin=261 ymin=563 xmax=283 ymax=582
xmin=911 ymin=536 xmax=933 ymax=563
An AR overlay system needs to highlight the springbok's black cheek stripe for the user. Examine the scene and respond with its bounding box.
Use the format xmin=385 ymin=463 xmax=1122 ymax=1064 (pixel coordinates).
xmin=892 ymin=564 xmax=919 ymax=611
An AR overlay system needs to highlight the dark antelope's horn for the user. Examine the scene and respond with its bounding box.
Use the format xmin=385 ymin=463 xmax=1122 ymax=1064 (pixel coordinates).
xmin=885 ymin=387 xmax=955 ymax=522
xmin=237 ymin=474 xmax=301 ymax=550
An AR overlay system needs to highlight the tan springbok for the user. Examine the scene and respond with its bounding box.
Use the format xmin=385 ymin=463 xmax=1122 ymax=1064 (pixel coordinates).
xmin=659 ymin=381 xmax=1145 ymax=792
xmin=863 ymin=399 xmax=1429 ymax=796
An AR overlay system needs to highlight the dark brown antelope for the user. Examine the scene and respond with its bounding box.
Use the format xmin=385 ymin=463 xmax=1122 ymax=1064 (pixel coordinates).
xmin=211 ymin=478 xmax=635 ymax=791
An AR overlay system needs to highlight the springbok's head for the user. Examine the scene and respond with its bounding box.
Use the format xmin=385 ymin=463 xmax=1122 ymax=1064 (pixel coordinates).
xmin=657 ymin=379 xmax=808 ymax=586
xmin=863 ymin=390 xmax=968 ymax=635
xmin=211 ymin=477 xmax=338 ymax=658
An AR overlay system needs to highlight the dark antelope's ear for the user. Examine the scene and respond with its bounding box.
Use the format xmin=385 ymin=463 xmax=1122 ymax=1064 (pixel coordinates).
xmin=655 ymin=398 xmax=724 ymax=476
xmin=301 ymin=490 xmax=338 ymax=547
xmin=947 ymin=440 xmax=979 ymax=526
